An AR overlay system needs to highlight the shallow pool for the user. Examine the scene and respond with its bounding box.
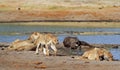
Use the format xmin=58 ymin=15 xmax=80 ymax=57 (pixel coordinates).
xmin=0 ymin=23 xmax=120 ymax=60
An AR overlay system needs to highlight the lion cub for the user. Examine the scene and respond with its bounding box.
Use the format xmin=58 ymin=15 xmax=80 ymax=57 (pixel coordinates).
xmin=82 ymin=47 xmax=113 ymax=61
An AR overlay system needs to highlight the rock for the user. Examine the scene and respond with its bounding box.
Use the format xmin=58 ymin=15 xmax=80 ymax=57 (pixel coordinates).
xmin=34 ymin=65 xmax=47 ymax=69
xmin=33 ymin=61 xmax=43 ymax=65
xmin=0 ymin=42 xmax=10 ymax=47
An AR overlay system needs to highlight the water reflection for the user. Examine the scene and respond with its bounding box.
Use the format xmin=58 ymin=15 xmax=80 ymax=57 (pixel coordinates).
xmin=0 ymin=35 xmax=28 ymax=42
xmin=1 ymin=24 xmax=120 ymax=35
xmin=110 ymin=48 xmax=120 ymax=60
xmin=1 ymin=34 xmax=120 ymax=44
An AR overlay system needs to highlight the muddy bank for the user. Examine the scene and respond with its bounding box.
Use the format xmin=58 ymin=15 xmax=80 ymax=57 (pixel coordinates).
xmin=0 ymin=42 xmax=120 ymax=48
xmin=0 ymin=42 xmax=120 ymax=70
xmin=0 ymin=42 xmax=120 ymax=56
xmin=0 ymin=47 xmax=120 ymax=70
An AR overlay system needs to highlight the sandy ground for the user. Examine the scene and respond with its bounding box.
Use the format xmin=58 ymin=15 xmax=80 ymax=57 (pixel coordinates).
xmin=0 ymin=0 xmax=120 ymax=22
xmin=0 ymin=7 xmax=119 ymax=22
xmin=0 ymin=48 xmax=120 ymax=70
xmin=0 ymin=43 xmax=120 ymax=70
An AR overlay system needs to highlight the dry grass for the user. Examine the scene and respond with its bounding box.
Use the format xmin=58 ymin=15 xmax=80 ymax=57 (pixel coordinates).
xmin=3 ymin=22 xmax=120 ymax=28
xmin=0 ymin=0 xmax=119 ymax=11
xmin=0 ymin=0 xmax=119 ymax=22
xmin=79 ymin=32 xmax=119 ymax=35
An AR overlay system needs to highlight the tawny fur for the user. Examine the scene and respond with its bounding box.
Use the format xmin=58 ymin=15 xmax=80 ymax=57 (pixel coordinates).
xmin=27 ymin=32 xmax=41 ymax=43
xmin=82 ymin=47 xmax=113 ymax=61
xmin=7 ymin=32 xmax=41 ymax=51
xmin=7 ymin=39 xmax=35 ymax=51
xmin=7 ymin=32 xmax=59 ymax=55
xmin=34 ymin=33 xmax=59 ymax=56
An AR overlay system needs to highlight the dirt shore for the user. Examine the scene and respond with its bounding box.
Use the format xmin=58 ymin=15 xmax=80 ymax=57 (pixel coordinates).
xmin=0 ymin=43 xmax=120 ymax=70
xmin=0 ymin=0 xmax=120 ymax=22
xmin=0 ymin=48 xmax=120 ymax=70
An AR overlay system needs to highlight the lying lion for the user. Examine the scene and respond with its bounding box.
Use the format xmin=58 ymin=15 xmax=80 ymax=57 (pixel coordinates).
xmin=7 ymin=32 xmax=41 ymax=51
xmin=7 ymin=39 xmax=35 ymax=51
xmin=82 ymin=47 xmax=113 ymax=61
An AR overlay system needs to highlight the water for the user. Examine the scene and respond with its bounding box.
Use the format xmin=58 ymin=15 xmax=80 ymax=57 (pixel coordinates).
xmin=110 ymin=48 xmax=120 ymax=60
xmin=1 ymin=23 xmax=120 ymax=44
xmin=0 ymin=23 xmax=120 ymax=60
xmin=1 ymin=23 xmax=120 ymax=35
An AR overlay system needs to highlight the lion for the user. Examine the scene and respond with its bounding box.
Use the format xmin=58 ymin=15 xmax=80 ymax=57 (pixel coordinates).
xmin=7 ymin=39 xmax=35 ymax=51
xmin=27 ymin=32 xmax=41 ymax=43
xmin=82 ymin=47 xmax=113 ymax=61
xmin=7 ymin=32 xmax=40 ymax=51
xmin=34 ymin=33 xmax=59 ymax=56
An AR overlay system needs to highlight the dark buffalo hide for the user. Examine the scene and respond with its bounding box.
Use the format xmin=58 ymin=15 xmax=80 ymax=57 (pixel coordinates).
xmin=63 ymin=36 xmax=93 ymax=50
xmin=63 ymin=37 xmax=81 ymax=49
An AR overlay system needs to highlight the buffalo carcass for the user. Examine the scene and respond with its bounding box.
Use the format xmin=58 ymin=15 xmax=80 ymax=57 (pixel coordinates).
xmin=63 ymin=36 xmax=93 ymax=54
